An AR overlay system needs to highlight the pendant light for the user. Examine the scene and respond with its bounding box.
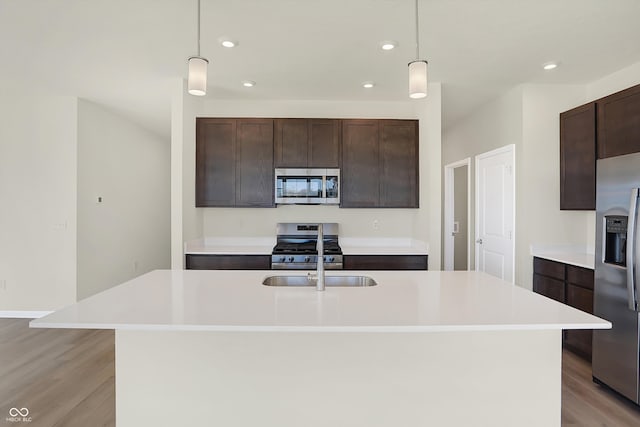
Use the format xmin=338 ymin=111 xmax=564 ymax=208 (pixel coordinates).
xmin=188 ymin=0 xmax=208 ymax=96
xmin=408 ymin=0 xmax=428 ymax=99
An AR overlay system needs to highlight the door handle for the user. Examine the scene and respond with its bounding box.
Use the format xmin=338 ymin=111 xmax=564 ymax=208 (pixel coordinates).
xmin=476 ymin=238 xmax=483 ymax=244
xmin=627 ymin=188 xmax=639 ymax=311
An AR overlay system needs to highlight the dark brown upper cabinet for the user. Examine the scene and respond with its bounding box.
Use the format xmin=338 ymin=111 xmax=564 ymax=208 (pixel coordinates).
xmin=597 ymin=84 xmax=640 ymax=159
xmin=380 ymin=120 xmax=419 ymax=208
xmin=559 ymin=102 xmax=596 ymax=210
xmin=274 ymin=119 xmax=340 ymax=168
xmin=196 ymin=118 xmax=237 ymax=207
xmin=342 ymin=120 xmax=380 ymax=207
xmin=196 ymin=118 xmax=274 ymax=208
xmin=341 ymin=119 xmax=419 ymax=208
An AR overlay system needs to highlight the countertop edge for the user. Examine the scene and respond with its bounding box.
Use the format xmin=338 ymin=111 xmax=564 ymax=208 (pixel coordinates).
xmin=30 ymin=321 xmax=611 ymax=332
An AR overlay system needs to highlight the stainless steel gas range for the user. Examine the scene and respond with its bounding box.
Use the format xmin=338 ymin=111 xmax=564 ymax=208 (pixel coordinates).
xmin=271 ymin=223 xmax=343 ymax=270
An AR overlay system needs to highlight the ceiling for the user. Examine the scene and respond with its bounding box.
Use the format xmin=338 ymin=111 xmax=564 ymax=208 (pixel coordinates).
xmin=1 ymin=0 xmax=640 ymax=139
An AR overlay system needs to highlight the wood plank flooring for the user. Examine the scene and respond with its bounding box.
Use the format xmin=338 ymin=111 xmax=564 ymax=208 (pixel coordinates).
xmin=2 ymin=318 xmax=640 ymax=426
xmin=562 ymin=350 xmax=640 ymax=426
xmin=0 ymin=318 xmax=114 ymax=427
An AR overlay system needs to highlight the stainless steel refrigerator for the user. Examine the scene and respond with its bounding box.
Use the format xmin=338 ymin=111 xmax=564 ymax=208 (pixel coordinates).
xmin=593 ymin=151 xmax=640 ymax=404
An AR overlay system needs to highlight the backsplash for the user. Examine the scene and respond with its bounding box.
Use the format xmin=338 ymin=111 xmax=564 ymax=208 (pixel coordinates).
xmin=200 ymin=205 xmax=418 ymax=238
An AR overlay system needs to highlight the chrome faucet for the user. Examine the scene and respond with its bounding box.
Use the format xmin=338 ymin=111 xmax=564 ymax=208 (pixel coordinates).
xmin=316 ymin=223 xmax=325 ymax=291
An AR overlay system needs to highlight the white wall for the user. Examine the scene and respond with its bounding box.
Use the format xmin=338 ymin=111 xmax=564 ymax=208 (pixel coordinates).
xmin=443 ymin=84 xmax=592 ymax=288
xmin=77 ymin=100 xmax=171 ymax=300
xmin=442 ymin=86 xmax=524 ymax=270
xmin=518 ymin=84 xmax=591 ymax=289
xmin=0 ymin=96 xmax=78 ymax=311
xmin=172 ymin=84 xmax=443 ymax=268
xmin=171 ymin=79 xmax=203 ymax=269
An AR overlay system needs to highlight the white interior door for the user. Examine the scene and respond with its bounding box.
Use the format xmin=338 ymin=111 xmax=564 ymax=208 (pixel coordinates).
xmin=475 ymin=145 xmax=515 ymax=283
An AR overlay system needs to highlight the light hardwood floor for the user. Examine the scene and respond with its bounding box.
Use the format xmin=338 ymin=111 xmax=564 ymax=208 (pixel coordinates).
xmin=562 ymin=350 xmax=640 ymax=426
xmin=0 ymin=318 xmax=114 ymax=427
xmin=2 ymin=318 xmax=640 ymax=426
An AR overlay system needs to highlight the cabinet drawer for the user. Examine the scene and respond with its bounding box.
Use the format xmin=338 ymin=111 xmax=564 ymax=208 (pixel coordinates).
xmin=566 ymin=265 xmax=594 ymax=290
xmin=533 ymin=257 xmax=565 ymax=280
xmin=343 ymin=255 xmax=428 ymax=270
xmin=533 ymin=274 xmax=564 ymax=303
xmin=566 ymin=283 xmax=593 ymax=314
xmin=185 ymin=254 xmax=271 ymax=270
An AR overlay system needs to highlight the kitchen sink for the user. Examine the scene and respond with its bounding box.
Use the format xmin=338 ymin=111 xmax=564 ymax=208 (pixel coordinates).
xmin=262 ymin=275 xmax=377 ymax=287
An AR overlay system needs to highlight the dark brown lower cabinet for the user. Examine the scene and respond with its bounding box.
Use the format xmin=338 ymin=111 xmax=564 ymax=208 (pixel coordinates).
xmin=343 ymin=255 xmax=428 ymax=270
xmin=532 ymin=274 xmax=565 ymax=303
xmin=185 ymin=254 xmax=271 ymax=270
xmin=532 ymin=257 xmax=594 ymax=361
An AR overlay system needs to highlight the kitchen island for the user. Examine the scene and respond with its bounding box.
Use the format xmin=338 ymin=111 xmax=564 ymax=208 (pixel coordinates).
xmin=31 ymin=270 xmax=609 ymax=427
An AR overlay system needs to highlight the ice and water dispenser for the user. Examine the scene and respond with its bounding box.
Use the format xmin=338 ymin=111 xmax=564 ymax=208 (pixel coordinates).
xmin=604 ymin=215 xmax=627 ymax=266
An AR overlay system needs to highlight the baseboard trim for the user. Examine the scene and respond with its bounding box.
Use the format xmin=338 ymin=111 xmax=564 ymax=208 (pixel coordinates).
xmin=0 ymin=311 xmax=53 ymax=319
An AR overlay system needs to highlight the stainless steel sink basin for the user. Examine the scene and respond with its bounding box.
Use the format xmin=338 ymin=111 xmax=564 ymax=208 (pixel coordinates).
xmin=262 ymin=275 xmax=377 ymax=287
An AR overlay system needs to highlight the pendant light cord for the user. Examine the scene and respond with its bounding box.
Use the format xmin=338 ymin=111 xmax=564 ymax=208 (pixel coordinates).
xmin=197 ymin=0 xmax=201 ymax=57
xmin=414 ymin=0 xmax=419 ymax=59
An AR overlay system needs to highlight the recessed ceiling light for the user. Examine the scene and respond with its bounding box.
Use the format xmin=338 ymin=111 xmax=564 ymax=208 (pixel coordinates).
xmin=362 ymin=81 xmax=375 ymax=89
xmin=242 ymin=80 xmax=255 ymax=87
xmin=543 ymin=62 xmax=558 ymax=70
xmin=380 ymin=41 xmax=397 ymax=51
xmin=219 ymin=38 xmax=237 ymax=48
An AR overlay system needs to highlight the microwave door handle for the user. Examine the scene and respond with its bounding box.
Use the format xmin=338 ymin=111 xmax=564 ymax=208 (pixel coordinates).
xmin=322 ymin=175 xmax=327 ymax=200
xmin=627 ymin=188 xmax=639 ymax=311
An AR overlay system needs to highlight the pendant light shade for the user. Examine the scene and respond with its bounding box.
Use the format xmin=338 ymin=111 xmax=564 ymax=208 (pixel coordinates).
xmin=408 ymin=60 xmax=428 ymax=99
xmin=187 ymin=0 xmax=208 ymax=96
xmin=188 ymin=56 xmax=208 ymax=96
xmin=408 ymin=0 xmax=428 ymax=99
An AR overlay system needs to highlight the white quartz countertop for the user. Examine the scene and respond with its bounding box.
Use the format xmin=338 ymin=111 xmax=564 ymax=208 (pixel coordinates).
xmin=185 ymin=237 xmax=275 ymax=255
xmin=184 ymin=237 xmax=429 ymax=255
xmin=530 ymin=246 xmax=595 ymax=269
xmin=31 ymin=270 xmax=609 ymax=333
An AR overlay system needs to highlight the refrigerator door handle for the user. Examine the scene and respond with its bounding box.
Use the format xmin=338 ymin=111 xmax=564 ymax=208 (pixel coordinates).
xmin=627 ymin=188 xmax=639 ymax=311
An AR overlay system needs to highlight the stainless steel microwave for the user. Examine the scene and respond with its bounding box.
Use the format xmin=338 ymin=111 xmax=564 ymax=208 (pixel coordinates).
xmin=274 ymin=168 xmax=340 ymax=205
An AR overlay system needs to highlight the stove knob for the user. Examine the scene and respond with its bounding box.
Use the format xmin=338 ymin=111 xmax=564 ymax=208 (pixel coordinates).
xmin=288 ymin=257 xmax=294 ymax=262
xmin=328 ymin=256 xmax=335 ymax=262
xmin=304 ymin=256 xmax=311 ymax=263
xmin=279 ymin=257 xmax=286 ymax=263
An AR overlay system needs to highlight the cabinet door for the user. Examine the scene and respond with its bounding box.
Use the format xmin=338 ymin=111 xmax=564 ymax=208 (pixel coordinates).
xmin=236 ymin=119 xmax=274 ymax=207
xmin=533 ymin=274 xmax=565 ymax=303
xmin=560 ymin=103 xmax=596 ymax=210
xmin=274 ymin=119 xmax=308 ymax=167
xmin=565 ymin=283 xmax=594 ymax=359
xmin=196 ymin=118 xmax=236 ymax=207
xmin=309 ymin=119 xmax=341 ymax=168
xmin=597 ymin=84 xmax=640 ymax=159
xmin=341 ymin=120 xmax=380 ymax=207
xmin=379 ymin=120 xmax=419 ymax=208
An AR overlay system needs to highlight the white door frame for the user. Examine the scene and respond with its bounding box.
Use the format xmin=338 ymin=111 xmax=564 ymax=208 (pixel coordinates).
xmin=444 ymin=158 xmax=471 ymax=271
xmin=475 ymin=144 xmax=516 ymax=284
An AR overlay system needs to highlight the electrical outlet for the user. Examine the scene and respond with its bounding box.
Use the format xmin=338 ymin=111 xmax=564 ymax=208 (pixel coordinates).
xmin=372 ymin=219 xmax=380 ymax=230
